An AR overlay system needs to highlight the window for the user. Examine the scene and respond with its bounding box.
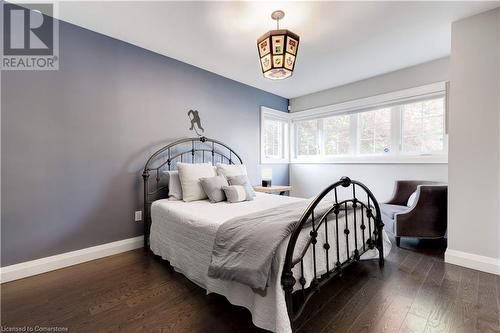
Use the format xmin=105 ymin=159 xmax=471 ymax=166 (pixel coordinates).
xmin=290 ymin=82 xmax=448 ymax=163
xmin=324 ymin=114 xmax=351 ymax=155
xmin=358 ymin=108 xmax=391 ymax=154
xmin=401 ymin=98 xmax=445 ymax=154
xmin=295 ymin=119 xmax=319 ymax=156
xmin=260 ymin=107 xmax=289 ymax=163
xmin=263 ymin=118 xmax=284 ymax=159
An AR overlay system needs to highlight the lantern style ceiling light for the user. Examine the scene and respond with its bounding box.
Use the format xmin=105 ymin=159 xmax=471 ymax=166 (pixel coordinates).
xmin=257 ymin=10 xmax=300 ymax=80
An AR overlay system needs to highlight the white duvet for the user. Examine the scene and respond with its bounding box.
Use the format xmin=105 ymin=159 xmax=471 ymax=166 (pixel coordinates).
xmin=150 ymin=193 xmax=391 ymax=333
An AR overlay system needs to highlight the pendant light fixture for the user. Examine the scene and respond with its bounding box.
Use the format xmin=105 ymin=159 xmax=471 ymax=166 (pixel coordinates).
xmin=257 ymin=10 xmax=300 ymax=80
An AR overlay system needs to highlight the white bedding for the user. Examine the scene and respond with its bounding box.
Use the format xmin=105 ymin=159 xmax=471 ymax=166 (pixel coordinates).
xmin=150 ymin=193 xmax=391 ymax=333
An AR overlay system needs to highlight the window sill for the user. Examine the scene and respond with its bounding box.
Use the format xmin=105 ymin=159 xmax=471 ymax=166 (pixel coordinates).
xmin=291 ymin=155 xmax=448 ymax=164
xmin=261 ymin=158 xmax=290 ymax=164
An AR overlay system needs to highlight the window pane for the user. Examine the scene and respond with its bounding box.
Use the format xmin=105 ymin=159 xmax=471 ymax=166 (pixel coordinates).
xmin=359 ymin=108 xmax=391 ymax=154
xmin=324 ymin=115 xmax=350 ymax=155
xmin=296 ymin=119 xmax=319 ymax=156
xmin=263 ymin=119 xmax=283 ymax=158
xmin=402 ymin=98 xmax=444 ymax=153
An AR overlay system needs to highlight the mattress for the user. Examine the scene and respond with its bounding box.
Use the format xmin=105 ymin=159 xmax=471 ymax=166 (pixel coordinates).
xmin=150 ymin=193 xmax=391 ymax=333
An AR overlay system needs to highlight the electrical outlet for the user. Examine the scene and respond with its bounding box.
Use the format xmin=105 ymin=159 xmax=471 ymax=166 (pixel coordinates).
xmin=135 ymin=210 xmax=142 ymax=222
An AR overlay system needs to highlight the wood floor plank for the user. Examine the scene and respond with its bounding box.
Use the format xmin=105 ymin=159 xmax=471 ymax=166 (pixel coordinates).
xmin=406 ymin=260 xmax=446 ymax=320
xmin=298 ymin=273 xmax=372 ymax=333
xmin=2 ymin=238 xmax=480 ymax=333
xmin=318 ymin=247 xmax=415 ymax=332
xmin=297 ymin=243 xmax=410 ymax=333
xmin=366 ymin=252 xmax=433 ymax=333
xmin=346 ymin=280 xmax=395 ymax=332
xmin=294 ymin=263 xmax=369 ymax=332
xmin=400 ymin=312 xmax=430 ymax=333
xmin=448 ymin=268 xmax=480 ymax=333
xmin=449 ymin=300 xmax=478 ymax=333
xmin=334 ymin=247 xmax=414 ymax=333
xmin=321 ymin=278 xmax=384 ymax=333
xmin=475 ymin=272 xmax=500 ymax=333
xmin=422 ymin=263 xmax=462 ymax=333
xmin=347 ymin=255 xmax=417 ymax=331
xmin=458 ymin=268 xmax=479 ymax=303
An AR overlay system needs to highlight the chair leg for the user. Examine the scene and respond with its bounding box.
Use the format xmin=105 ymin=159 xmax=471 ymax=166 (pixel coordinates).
xmin=396 ymin=236 xmax=401 ymax=247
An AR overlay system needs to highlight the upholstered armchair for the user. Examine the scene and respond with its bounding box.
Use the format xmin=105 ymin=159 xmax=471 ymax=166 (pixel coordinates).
xmin=380 ymin=181 xmax=447 ymax=246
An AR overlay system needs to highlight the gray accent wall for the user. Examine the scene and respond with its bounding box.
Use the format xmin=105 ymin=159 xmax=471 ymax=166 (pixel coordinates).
xmin=1 ymin=21 xmax=288 ymax=266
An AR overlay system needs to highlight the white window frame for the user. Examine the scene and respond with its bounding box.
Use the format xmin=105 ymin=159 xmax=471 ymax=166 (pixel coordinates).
xmin=260 ymin=106 xmax=290 ymax=164
xmin=290 ymin=82 xmax=448 ymax=164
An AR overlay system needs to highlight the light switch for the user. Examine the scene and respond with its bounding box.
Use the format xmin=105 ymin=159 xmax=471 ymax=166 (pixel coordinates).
xmin=135 ymin=210 xmax=142 ymax=222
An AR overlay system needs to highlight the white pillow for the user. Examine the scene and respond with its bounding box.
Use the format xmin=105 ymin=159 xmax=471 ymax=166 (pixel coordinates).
xmin=163 ymin=170 xmax=183 ymax=200
xmin=177 ymin=162 xmax=217 ymax=202
xmin=216 ymin=163 xmax=247 ymax=178
xmin=407 ymin=191 xmax=417 ymax=207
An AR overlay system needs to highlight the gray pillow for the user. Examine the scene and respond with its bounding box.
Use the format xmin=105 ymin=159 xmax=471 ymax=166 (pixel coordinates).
xmin=200 ymin=175 xmax=229 ymax=203
xmin=227 ymin=175 xmax=256 ymax=198
xmin=223 ymin=185 xmax=254 ymax=203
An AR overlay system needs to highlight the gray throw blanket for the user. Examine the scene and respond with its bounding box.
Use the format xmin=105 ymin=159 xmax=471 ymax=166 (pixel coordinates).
xmin=208 ymin=200 xmax=339 ymax=291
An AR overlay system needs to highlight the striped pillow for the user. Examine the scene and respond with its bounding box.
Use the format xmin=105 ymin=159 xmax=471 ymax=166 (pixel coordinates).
xmin=223 ymin=185 xmax=253 ymax=203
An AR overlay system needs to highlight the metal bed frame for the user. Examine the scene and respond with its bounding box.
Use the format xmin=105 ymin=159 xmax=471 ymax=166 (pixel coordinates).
xmin=143 ymin=136 xmax=385 ymax=331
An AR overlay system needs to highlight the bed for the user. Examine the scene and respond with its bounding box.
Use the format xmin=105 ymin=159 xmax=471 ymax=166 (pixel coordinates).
xmin=142 ymin=136 xmax=390 ymax=333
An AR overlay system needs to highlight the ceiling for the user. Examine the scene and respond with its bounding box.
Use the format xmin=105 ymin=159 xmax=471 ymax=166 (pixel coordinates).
xmin=45 ymin=1 xmax=499 ymax=98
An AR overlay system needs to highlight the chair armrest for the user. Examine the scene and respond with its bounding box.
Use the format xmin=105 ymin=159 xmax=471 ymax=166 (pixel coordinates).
xmin=394 ymin=185 xmax=448 ymax=238
xmin=385 ymin=180 xmax=440 ymax=206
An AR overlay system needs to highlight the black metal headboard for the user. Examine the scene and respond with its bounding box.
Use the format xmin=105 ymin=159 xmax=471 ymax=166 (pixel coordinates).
xmin=142 ymin=136 xmax=243 ymax=247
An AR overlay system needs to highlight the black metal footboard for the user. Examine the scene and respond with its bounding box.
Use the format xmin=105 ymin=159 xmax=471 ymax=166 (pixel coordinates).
xmin=281 ymin=177 xmax=384 ymax=329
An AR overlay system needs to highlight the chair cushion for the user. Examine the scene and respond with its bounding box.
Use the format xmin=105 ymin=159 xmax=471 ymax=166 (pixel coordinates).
xmin=380 ymin=203 xmax=409 ymax=219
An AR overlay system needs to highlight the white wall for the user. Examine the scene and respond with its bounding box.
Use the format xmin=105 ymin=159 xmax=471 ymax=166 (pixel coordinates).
xmin=290 ymin=57 xmax=449 ymax=112
xmin=446 ymin=8 xmax=500 ymax=273
xmin=290 ymin=164 xmax=447 ymax=202
xmin=289 ymin=58 xmax=449 ymax=202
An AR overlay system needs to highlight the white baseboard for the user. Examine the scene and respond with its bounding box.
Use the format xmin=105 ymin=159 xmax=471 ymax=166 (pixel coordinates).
xmin=1 ymin=236 xmax=144 ymax=283
xmin=445 ymin=249 xmax=500 ymax=275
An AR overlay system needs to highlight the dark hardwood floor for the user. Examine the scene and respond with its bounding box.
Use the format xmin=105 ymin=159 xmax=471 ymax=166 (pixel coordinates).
xmin=2 ymin=238 xmax=499 ymax=332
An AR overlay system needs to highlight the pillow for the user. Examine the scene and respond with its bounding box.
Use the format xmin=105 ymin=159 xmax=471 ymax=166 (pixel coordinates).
xmin=227 ymin=174 xmax=256 ymax=198
xmin=200 ymin=176 xmax=229 ymax=203
xmin=223 ymin=185 xmax=254 ymax=203
xmin=177 ymin=163 xmax=217 ymax=202
xmin=407 ymin=191 xmax=417 ymax=207
xmin=163 ymin=170 xmax=183 ymax=200
xmin=216 ymin=163 xmax=247 ymax=178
